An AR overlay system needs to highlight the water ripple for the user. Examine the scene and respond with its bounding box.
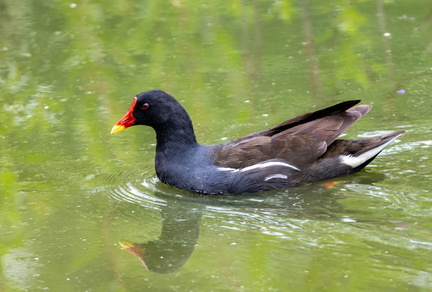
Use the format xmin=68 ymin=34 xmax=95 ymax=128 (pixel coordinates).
xmin=90 ymin=170 xmax=166 ymax=209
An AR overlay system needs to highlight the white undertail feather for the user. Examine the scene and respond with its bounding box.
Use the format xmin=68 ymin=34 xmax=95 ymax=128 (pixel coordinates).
xmin=340 ymin=135 xmax=400 ymax=168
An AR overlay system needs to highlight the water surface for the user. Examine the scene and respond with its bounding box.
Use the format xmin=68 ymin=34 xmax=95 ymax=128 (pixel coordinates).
xmin=1 ymin=1 xmax=432 ymax=291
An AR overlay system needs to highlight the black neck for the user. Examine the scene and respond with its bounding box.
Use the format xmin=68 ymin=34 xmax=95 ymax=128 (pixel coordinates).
xmin=154 ymin=114 xmax=198 ymax=152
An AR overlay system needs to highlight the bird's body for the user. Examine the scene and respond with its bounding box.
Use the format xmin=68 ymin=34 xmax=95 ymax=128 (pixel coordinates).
xmin=112 ymin=90 xmax=404 ymax=194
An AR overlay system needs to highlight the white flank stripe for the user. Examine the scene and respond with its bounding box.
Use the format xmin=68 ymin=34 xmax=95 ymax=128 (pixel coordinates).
xmin=241 ymin=161 xmax=300 ymax=172
xmin=340 ymin=136 xmax=398 ymax=168
xmin=217 ymin=161 xmax=300 ymax=173
xmin=217 ymin=167 xmax=239 ymax=172
xmin=264 ymin=174 xmax=288 ymax=181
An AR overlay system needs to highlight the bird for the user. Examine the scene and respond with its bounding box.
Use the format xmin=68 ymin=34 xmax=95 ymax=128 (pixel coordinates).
xmin=111 ymin=90 xmax=405 ymax=195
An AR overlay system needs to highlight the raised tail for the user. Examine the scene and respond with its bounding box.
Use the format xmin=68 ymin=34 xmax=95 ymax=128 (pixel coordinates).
xmin=339 ymin=130 xmax=405 ymax=172
xmin=306 ymin=130 xmax=405 ymax=183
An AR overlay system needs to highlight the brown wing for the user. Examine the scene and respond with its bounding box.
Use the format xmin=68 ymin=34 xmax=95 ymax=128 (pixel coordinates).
xmin=212 ymin=100 xmax=371 ymax=169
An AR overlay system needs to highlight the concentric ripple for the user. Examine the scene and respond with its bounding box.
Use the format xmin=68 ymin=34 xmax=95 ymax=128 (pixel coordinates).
xmin=90 ymin=170 xmax=167 ymax=210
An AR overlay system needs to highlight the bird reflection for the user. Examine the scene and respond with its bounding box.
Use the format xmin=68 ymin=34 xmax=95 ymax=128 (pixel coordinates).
xmin=119 ymin=171 xmax=386 ymax=273
xmin=120 ymin=194 xmax=204 ymax=274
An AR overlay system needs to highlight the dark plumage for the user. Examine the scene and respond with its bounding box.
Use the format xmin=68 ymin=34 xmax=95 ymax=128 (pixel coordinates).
xmin=112 ymin=90 xmax=404 ymax=194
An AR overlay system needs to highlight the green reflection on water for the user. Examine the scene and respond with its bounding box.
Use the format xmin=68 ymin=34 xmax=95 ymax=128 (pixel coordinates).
xmin=1 ymin=0 xmax=432 ymax=291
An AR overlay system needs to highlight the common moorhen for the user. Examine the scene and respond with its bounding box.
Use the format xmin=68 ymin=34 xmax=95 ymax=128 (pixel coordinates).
xmin=111 ymin=90 xmax=404 ymax=194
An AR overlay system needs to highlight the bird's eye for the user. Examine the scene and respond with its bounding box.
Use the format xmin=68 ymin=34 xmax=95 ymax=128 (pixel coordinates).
xmin=141 ymin=103 xmax=150 ymax=110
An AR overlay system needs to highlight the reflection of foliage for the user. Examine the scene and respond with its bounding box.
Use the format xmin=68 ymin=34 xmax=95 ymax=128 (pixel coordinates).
xmin=1 ymin=0 xmax=430 ymax=116
xmin=0 ymin=0 xmax=432 ymax=290
xmin=319 ymin=3 xmax=372 ymax=88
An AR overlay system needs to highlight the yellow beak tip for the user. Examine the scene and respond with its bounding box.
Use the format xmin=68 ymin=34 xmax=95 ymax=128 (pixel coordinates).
xmin=111 ymin=125 xmax=126 ymax=134
xmin=119 ymin=239 xmax=135 ymax=249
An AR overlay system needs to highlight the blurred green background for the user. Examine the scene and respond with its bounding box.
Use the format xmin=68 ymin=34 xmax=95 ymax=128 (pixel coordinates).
xmin=1 ymin=0 xmax=432 ymax=291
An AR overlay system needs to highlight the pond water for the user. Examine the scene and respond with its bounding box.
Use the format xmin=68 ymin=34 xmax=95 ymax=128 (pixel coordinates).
xmin=1 ymin=0 xmax=432 ymax=291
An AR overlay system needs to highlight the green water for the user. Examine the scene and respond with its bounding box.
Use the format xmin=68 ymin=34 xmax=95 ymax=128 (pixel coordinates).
xmin=1 ymin=0 xmax=432 ymax=291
